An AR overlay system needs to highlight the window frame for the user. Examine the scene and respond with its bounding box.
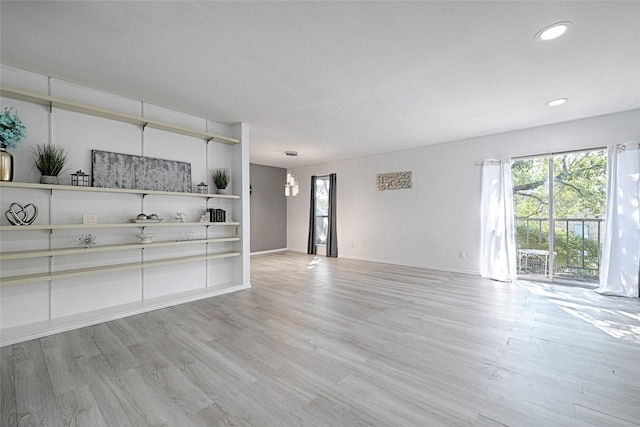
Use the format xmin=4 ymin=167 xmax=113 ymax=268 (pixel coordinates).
xmin=314 ymin=175 xmax=330 ymax=245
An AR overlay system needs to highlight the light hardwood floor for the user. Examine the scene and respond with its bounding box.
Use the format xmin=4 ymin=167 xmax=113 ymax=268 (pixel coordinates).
xmin=1 ymin=251 xmax=639 ymax=426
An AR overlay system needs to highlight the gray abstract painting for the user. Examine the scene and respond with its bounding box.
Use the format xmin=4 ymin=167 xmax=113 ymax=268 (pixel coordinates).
xmin=92 ymin=150 xmax=192 ymax=192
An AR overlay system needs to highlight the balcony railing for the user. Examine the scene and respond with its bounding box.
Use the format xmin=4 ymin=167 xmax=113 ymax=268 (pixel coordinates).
xmin=515 ymin=217 xmax=604 ymax=283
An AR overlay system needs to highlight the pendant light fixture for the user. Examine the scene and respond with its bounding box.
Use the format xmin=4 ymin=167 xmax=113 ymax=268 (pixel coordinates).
xmin=285 ymin=151 xmax=299 ymax=197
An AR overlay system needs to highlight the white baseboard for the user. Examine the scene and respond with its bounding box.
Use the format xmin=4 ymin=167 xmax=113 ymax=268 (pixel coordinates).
xmin=250 ymin=248 xmax=288 ymax=256
xmin=279 ymin=250 xmax=480 ymax=276
xmin=0 ymin=282 xmax=251 ymax=347
xmin=339 ymin=255 xmax=480 ymax=276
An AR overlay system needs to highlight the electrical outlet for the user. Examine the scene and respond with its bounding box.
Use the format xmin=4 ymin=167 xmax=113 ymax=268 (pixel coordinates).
xmin=459 ymin=251 xmax=466 ymax=260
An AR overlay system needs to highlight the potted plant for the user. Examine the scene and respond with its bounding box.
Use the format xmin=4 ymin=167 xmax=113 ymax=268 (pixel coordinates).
xmin=31 ymin=143 xmax=69 ymax=184
xmin=0 ymin=107 xmax=27 ymax=181
xmin=211 ymin=168 xmax=230 ymax=194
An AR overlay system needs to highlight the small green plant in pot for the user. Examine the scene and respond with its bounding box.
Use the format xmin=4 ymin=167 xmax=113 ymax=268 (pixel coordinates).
xmin=211 ymin=168 xmax=230 ymax=194
xmin=31 ymin=143 xmax=69 ymax=184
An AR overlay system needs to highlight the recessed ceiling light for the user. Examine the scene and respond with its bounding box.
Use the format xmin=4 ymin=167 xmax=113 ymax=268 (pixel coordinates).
xmin=535 ymin=21 xmax=572 ymax=41
xmin=546 ymin=98 xmax=568 ymax=107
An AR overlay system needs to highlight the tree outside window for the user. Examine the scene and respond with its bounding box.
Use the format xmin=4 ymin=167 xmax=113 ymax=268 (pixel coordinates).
xmin=512 ymin=149 xmax=607 ymax=281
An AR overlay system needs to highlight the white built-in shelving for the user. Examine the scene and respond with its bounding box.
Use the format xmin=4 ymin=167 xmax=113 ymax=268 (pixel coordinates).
xmin=0 ymin=75 xmax=248 ymax=346
xmin=0 ymin=221 xmax=240 ymax=232
xmin=1 ymin=252 xmax=241 ymax=287
xmin=0 ymin=181 xmax=242 ymax=286
xmin=0 ymin=181 xmax=240 ymax=198
xmin=0 ymin=85 xmax=240 ymax=144
xmin=0 ymin=237 xmax=241 ymax=261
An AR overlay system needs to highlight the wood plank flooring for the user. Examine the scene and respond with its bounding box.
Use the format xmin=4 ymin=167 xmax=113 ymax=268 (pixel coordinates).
xmin=1 ymin=251 xmax=639 ymax=426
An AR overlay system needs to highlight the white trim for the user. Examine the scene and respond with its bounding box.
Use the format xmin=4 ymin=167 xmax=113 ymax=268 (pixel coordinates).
xmin=284 ymin=250 xmax=480 ymax=276
xmin=343 ymin=255 xmax=480 ymax=276
xmin=250 ymin=248 xmax=288 ymax=256
xmin=512 ymin=145 xmax=608 ymax=161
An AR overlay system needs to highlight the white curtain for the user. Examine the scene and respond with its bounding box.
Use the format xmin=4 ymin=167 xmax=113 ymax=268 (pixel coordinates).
xmin=480 ymin=159 xmax=517 ymax=282
xmin=597 ymin=143 xmax=640 ymax=298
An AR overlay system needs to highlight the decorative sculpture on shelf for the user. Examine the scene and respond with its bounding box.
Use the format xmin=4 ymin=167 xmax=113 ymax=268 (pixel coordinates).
xmin=175 ymin=212 xmax=187 ymax=223
xmin=5 ymin=202 xmax=38 ymax=225
xmin=78 ymin=234 xmax=96 ymax=248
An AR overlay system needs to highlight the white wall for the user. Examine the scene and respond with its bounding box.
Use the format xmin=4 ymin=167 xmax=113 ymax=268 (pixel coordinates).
xmin=287 ymin=109 xmax=640 ymax=273
xmin=0 ymin=65 xmax=250 ymax=343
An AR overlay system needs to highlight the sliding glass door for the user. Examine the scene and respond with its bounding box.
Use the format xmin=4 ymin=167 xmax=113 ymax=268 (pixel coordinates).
xmin=512 ymin=149 xmax=607 ymax=285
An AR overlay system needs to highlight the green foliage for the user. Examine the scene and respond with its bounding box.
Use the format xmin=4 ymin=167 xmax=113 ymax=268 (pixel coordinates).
xmin=512 ymin=158 xmax=549 ymax=217
xmin=0 ymin=107 xmax=27 ymax=149
xmin=512 ymin=151 xmax=607 ymax=219
xmin=31 ymin=144 xmax=69 ymax=176
xmin=211 ymin=168 xmax=230 ymax=189
xmin=516 ymin=221 xmax=601 ymax=276
xmin=513 ymin=151 xmax=606 ymax=280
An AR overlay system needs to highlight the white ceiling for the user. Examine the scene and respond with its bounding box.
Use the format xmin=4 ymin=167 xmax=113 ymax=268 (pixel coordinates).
xmin=1 ymin=1 xmax=639 ymax=168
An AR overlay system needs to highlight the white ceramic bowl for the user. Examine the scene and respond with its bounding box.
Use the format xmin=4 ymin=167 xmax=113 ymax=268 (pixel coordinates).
xmin=136 ymin=233 xmax=155 ymax=244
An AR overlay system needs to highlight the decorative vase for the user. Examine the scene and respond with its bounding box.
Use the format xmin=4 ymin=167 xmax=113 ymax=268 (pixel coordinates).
xmin=217 ymin=188 xmax=227 ymax=195
xmin=40 ymin=175 xmax=59 ymax=185
xmin=0 ymin=145 xmax=13 ymax=182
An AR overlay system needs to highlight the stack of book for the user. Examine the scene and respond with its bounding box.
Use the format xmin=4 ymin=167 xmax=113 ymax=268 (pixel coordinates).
xmin=208 ymin=208 xmax=226 ymax=222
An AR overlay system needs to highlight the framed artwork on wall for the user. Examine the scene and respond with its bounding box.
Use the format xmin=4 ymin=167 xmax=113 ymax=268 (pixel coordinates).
xmin=92 ymin=150 xmax=192 ymax=192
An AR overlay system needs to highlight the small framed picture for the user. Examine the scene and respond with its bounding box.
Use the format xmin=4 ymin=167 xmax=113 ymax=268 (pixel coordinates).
xmin=83 ymin=214 xmax=98 ymax=225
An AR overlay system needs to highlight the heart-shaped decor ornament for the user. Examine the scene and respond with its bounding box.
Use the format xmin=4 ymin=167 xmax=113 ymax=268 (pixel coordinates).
xmin=5 ymin=202 xmax=39 ymax=226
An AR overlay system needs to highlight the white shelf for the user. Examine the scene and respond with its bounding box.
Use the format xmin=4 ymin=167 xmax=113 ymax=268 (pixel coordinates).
xmin=0 ymin=75 xmax=248 ymax=346
xmin=0 ymin=181 xmax=240 ymax=199
xmin=0 ymin=85 xmax=240 ymax=144
xmin=0 ymin=221 xmax=240 ymax=232
xmin=0 ymin=282 xmax=251 ymax=346
xmin=0 ymin=237 xmax=241 ymax=260
xmin=1 ymin=252 xmax=241 ymax=287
